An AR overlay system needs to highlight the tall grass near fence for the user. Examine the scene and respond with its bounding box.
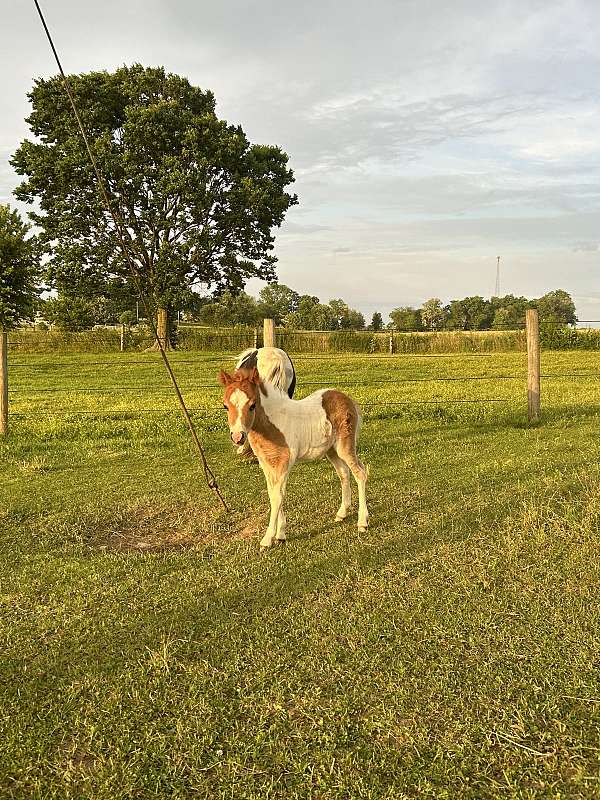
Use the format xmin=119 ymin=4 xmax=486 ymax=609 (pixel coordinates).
xmin=7 ymin=328 xmax=149 ymax=354
xmin=177 ymin=326 xmax=256 ymax=352
xmin=8 ymin=324 xmax=600 ymax=355
xmin=540 ymin=324 xmax=600 ymax=350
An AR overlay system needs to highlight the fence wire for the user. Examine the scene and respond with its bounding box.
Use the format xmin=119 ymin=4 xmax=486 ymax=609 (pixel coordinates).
xmin=8 ymin=371 xmax=600 ymax=396
xmin=7 ymin=344 xmax=600 ymax=421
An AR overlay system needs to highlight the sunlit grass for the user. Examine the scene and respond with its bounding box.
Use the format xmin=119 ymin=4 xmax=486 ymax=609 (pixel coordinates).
xmin=1 ymin=350 xmax=600 ymax=798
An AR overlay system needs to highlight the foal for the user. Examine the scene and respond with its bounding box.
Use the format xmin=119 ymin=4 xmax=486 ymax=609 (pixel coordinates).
xmin=220 ymin=367 xmax=369 ymax=550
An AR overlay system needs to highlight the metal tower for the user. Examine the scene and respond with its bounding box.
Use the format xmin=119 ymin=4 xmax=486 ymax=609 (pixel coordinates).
xmin=494 ymin=256 xmax=501 ymax=297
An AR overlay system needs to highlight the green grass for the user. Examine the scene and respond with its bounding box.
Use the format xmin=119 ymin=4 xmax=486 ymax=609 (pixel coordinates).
xmin=1 ymin=350 xmax=600 ymax=799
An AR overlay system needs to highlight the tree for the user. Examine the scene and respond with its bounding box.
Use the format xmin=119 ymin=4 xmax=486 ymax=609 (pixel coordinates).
xmin=490 ymin=295 xmax=529 ymax=329
xmin=535 ymin=290 xmax=577 ymax=325
xmin=256 ymin=283 xmax=299 ymax=324
xmin=12 ymin=65 xmax=297 ymax=348
xmin=284 ymin=295 xmax=334 ymax=330
xmin=0 ymin=204 xmax=39 ymax=330
xmin=390 ymin=306 xmax=421 ymax=331
xmin=327 ymin=299 xmax=365 ymax=330
xmin=445 ymin=296 xmax=493 ymax=330
xmin=344 ymin=308 xmax=366 ymax=330
xmin=420 ymin=298 xmax=446 ymax=331
xmin=370 ymin=312 xmax=384 ymax=331
xmin=195 ymin=290 xmax=260 ymax=327
xmin=43 ymin=296 xmax=96 ymax=331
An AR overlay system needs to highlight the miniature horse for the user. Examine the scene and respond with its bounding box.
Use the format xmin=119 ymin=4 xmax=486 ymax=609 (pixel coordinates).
xmin=220 ymin=367 xmax=369 ymax=551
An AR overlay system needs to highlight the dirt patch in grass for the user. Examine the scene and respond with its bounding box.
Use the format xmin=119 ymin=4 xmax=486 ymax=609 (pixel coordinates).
xmin=92 ymin=499 xmax=266 ymax=552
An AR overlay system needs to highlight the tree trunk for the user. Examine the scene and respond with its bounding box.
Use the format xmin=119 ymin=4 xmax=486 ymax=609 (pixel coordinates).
xmin=147 ymin=307 xmax=174 ymax=351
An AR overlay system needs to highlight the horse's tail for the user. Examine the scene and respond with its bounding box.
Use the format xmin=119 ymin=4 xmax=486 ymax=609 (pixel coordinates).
xmin=285 ymin=354 xmax=296 ymax=398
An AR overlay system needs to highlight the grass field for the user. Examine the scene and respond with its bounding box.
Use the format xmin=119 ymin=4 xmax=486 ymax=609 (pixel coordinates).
xmin=1 ymin=350 xmax=600 ymax=799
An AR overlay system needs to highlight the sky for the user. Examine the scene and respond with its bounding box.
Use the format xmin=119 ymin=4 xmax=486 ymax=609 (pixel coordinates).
xmin=2 ymin=0 xmax=600 ymax=323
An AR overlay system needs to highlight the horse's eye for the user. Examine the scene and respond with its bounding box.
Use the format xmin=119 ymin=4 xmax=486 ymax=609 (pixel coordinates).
xmin=249 ymin=403 xmax=256 ymax=411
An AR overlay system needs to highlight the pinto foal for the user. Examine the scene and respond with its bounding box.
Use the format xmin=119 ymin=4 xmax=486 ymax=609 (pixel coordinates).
xmin=220 ymin=367 xmax=369 ymax=550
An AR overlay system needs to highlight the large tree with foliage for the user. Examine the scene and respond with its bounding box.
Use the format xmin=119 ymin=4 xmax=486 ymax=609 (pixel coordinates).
xmin=42 ymin=296 xmax=96 ymax=332
xmin=328 ymin=299 xmax=365 ymax=330
xmin=490 ymin=295 xmax=530 ymax=329
xmin=535 ymin=290 xmax=577 ymax=325
xmin=445 ymin=296 xmax=493 ymax=331
xmin=390 ymin=306 xmax=422 ymax=331
xmin=0 ymin=204 xmax=39 ymax=330
xmin=11 ymin=65 xmax=297 ymax=347
xmin=194 ymin=290 xmax=260 ymax=327
xmin=284 ymin=295 xmax=334 ymax=330
xmin=256 ymin=283 xmax=299 ymax=325
xmin=420 ymin=298 xmax=446 ymax=331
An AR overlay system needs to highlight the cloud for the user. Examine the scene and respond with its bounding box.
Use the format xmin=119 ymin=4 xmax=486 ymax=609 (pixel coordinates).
xmin=280 ymin=222 xmax=332 ymax=235
xmin=3 ymin=0 xmax=600 ymax=320
xmin=572 ymin=241 xmax=599 ymax=252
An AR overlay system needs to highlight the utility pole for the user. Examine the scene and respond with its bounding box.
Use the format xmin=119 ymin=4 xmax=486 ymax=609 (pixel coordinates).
xmin=495 ymin=256 xmax=501 ymax=297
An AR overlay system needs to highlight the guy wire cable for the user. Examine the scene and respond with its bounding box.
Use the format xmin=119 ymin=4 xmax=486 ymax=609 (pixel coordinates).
xmin=32 ymin=0 xmax=230 ymax=512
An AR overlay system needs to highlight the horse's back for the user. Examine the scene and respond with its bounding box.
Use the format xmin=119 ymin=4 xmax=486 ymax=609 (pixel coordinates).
xmin=236 ymin=347 xmax=295 ymax=397
xmin=280 ymin=388 xmax=360 ymax=461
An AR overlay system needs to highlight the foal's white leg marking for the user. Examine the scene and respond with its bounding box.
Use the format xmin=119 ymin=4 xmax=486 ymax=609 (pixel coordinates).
xmin=275 ymin=505 xmax=287 ymax=542
xmin=353 ymin=462 xmax=369 ymax=531
xmin=339 ymin=454 xmax=368 ymax=531
xmin=327 ymin=450 xmax=352 ymax=522
xmin=260 ymin=470 xmax=289 ymax=550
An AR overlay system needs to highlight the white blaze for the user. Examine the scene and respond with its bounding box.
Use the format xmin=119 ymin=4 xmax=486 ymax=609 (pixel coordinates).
xmin=229 ymin=388 xmax=250 ymax=435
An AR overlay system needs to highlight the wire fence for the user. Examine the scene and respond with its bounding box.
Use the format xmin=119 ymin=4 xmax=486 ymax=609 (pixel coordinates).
xmin=4 ymin=314 xmax=600 ymax=424
xmin=7 ymin=371 xmax=600 ymax=419
xmin=7 ymin=321 xmax=600 ymax=358
xmin=7 ymin=372 xmax=600 ymax=396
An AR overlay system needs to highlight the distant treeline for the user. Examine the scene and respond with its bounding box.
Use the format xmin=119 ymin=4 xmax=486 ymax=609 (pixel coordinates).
xmin=37 ymin=282 xmax=578 ymax=333
xmin=388 ymin=290 xmax=577 ymax=331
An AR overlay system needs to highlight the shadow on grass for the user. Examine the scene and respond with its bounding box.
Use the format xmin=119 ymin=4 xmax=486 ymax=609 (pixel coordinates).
xmin=0 ymin=475 xmax=544 ymax=686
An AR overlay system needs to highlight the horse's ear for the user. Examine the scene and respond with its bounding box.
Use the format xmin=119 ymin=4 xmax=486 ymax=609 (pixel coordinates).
xmin=250 ymin=367 xmax=260 ymax=384
xmin=219 ymin=370 xmax=233 ymax=386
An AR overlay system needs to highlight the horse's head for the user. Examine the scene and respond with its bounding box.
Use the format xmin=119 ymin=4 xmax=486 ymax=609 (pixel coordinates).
xmin=219 ymin=367 xmax=261 ymax=446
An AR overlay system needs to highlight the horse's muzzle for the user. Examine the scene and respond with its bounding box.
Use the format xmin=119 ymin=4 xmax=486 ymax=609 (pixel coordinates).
xmin=231 ymin=431 xmax=246 ymax=445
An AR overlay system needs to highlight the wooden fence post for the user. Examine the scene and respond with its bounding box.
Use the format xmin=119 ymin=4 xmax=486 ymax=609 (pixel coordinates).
xmin=120 ymin=323 xmax=126 ymax=352
xmin=526 ymin=308 xmax=540 ymax=422
xmin=389 ymin=334 xmax=394 ymax=354
xmin=263 ymin=318 xmax=275 ymax=348
xmin=0 ymin=330 xmax=8 ymax=436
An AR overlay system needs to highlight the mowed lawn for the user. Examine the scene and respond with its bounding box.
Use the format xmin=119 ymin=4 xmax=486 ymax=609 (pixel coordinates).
xmin=1 ymin=349 xmax=600 ymax=799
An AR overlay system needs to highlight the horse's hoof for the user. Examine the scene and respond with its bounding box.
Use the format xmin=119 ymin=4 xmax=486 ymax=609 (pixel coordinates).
xmin=274 ymin=538 xmax=287 ymax=546
xmin=358 ymin=525 xmax=368 ymax=533
xmin=334 ymin=516 xmax=346 ymax=523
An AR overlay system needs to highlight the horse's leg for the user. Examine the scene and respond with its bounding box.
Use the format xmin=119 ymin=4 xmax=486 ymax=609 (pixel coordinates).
xmin=260 ymin=468 xmax=288 ymax=550
xmin=327 ymin=448 xmax=352 ymax=522
xmin=337 ymin=444 xmax=368 ymax=532
xmin=275 ymin=501 xmax=287 ymax=543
